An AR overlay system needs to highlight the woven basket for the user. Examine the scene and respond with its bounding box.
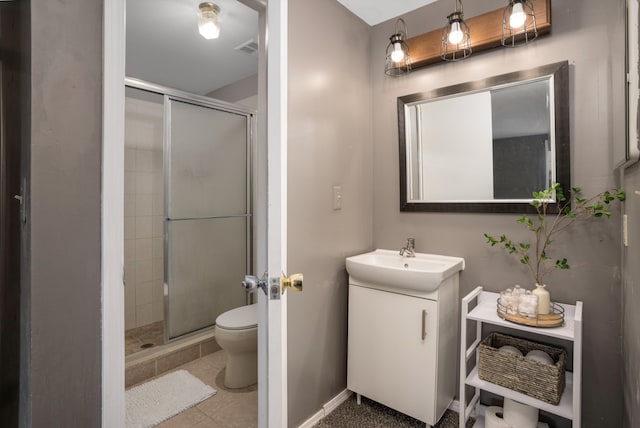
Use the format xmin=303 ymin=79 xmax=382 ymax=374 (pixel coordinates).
xmin=478 ymin=332 xmax=566 ymax=405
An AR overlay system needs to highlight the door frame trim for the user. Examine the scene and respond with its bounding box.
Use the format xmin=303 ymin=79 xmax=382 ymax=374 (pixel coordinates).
xmin=264 ymin=0 xmax=288 ymax=426
xmin=102 ymin=0 xmax=126 ymax=425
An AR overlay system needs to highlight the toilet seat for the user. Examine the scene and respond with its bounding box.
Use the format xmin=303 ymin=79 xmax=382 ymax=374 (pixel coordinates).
xmin=215 ymin=304 xmax=257 ymax=330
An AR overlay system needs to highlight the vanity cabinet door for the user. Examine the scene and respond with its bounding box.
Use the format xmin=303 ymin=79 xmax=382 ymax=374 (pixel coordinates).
xmin=347 ymin=284 xmax=439 ymax=424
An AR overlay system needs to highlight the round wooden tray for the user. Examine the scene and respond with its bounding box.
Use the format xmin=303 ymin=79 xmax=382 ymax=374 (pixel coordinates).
xmin=497 ymin=298 xmax=565 ymax=328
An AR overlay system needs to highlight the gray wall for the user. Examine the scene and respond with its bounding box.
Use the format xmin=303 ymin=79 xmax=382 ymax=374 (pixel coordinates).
xmin=287 ymin=0 xmax=372 ymax=426
xmin=371 ymin=0 xmax=625 ymax=427
xmin=623 ymin=162 xmax=640 ymax=428
xmin=23 ymin=0 xmax=103 ymax=425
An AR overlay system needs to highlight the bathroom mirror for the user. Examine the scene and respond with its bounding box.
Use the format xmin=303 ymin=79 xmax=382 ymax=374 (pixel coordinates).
xmin=398 ymin=61 xmax=569 ymax=213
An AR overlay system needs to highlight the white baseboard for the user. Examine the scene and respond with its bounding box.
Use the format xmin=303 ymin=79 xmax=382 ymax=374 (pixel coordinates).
xmin=297 ymin=389 xmax=353 ymax=428
xmin=297 ymin=408 xmax=324 ymax=428
xmin=323 ymin=389 xmax=352 ymax=414
xmin=448 ymin=399 xmax=461 ymax=413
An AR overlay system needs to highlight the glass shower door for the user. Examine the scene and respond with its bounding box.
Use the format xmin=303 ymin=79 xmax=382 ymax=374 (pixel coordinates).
xmin=165 ymin=98 xmax=251 ymax=339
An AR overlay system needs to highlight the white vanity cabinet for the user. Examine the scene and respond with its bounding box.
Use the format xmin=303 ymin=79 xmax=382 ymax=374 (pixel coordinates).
xmin=347 ymin=275 xmax=460 ymax=426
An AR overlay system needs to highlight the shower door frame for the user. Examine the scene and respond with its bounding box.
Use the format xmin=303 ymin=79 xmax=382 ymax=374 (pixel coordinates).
xmin=124 ymin=77 xmax=255 ymax=343
xmin=102 ymin=0 xmax=289 ymax=426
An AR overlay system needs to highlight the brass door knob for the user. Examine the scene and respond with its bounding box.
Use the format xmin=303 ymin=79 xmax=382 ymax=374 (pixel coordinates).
xmin=282 ymin=273 xmax=303 ymax=292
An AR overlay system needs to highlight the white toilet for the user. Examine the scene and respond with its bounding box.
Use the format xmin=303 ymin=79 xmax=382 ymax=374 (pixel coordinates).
xmin=214 ymin=304 xmax=258 ymax=389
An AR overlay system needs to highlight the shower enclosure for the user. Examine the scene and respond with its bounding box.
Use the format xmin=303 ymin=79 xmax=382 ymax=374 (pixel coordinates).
xmin=164 ymin=93 xmax=252 ymax=339
xmin=124 ymin=79 xmax=253 ymax=352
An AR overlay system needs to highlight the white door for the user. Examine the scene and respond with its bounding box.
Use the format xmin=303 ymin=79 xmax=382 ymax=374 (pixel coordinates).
xmin=101 ymin=0 xmax=290 ymax=426
xmin=259 ymin=0 xmax=290 ymax=427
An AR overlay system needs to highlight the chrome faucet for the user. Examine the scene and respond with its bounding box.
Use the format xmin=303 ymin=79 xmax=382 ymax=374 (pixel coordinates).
xmin=399 ymin=238 xmax=416 ymax=258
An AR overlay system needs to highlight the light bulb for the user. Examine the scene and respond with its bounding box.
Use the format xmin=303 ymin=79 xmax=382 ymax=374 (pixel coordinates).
xmin=391 ymin=43 xmax=405 ymax=63
xmin=509 ymin=2 xmax=526 ymax=29
xmin=199 ymin=20 xmax=220 ymax=39
xmin=448 ymin=21 xmax=464 ymax=45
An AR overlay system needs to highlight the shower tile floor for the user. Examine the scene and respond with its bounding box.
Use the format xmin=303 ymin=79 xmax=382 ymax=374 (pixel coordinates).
xmin=125 ymin=321 xmax=165 ymax=356
xmin=128 ymin=350 xmax=258 ymax=428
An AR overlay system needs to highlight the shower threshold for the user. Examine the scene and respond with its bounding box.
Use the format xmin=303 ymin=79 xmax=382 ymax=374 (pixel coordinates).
xmin=125 ymin=326 xmax=219 ymax=388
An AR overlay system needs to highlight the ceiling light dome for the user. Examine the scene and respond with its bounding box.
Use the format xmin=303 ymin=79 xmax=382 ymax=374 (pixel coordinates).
xmin=198 ymin=2 xmax=221 ymax=40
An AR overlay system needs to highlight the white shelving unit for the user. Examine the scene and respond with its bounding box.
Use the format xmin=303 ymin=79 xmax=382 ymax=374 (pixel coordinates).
xmin=459 ymin=286 xmax=583 ymax=428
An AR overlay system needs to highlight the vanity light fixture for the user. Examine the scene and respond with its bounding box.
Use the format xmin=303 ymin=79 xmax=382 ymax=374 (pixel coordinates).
xmin=502 ymin=0 xmax=538 ymax=47
xmin=198 ymin=2 xmax=221 ymax=40
xmin=384 ymin=18 xmax=411 ymax=77
xmin=441 ymin=0 xmax=472 ymax=61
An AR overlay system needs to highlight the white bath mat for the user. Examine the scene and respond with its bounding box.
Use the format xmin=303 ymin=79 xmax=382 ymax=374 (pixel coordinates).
xmin=126 ymin=369 xmax=216 ymax=427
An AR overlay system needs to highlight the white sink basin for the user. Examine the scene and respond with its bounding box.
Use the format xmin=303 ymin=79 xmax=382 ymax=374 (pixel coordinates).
xmin=346 ymin=249 xmax=465 ymax=293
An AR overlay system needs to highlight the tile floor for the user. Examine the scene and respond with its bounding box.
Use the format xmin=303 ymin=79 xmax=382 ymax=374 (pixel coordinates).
xmin=125 ymin=321 xmax=165 ymax=356
xmin=131 ymin=350 xmax=469 ymax=428
xmin=128 ymin=350 xmax=257 ymax=428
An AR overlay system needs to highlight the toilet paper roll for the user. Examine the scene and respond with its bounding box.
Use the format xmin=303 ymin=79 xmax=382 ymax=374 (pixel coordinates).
xmin=503 ymin=398 xmax=539 ymax=428
xmin=485 ymin=406 xmax=510 ymax=428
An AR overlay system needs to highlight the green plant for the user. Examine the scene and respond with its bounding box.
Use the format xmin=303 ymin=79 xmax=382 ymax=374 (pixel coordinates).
xmin=484 ymin=183 xmax=625 ymax=285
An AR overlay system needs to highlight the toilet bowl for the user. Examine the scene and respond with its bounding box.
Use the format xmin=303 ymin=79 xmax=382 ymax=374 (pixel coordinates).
xmin=214 ymin=304 xmax=258 ymax=389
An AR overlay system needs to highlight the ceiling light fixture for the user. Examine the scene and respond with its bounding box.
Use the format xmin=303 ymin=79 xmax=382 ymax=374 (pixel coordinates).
xmin=441 ymin=0 xmax=471 ymax=61
xmin=502 ymin=0 xmax=538 ymax=47
xmin=384 ymin=18 xmax=411 ymax=77
xmin=198 ymin=2 xmax=221 ymax=40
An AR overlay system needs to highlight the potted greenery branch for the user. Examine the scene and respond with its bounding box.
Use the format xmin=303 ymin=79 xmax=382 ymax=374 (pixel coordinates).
xmin=484 ymin=182 xmax=625 ymax=314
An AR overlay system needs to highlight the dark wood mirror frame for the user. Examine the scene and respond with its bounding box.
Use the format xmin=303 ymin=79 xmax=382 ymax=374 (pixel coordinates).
xmin=398 ymin=61 xmax=570 ymax=214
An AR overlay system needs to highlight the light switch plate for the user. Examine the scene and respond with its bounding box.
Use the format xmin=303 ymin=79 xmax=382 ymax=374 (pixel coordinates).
xmin=333 ymin=186 xmax=342 ymax=210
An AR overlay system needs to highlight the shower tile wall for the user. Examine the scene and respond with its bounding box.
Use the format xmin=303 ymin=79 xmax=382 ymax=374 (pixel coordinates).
xmin=124 ymin=96 xmax=165 ymax=330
